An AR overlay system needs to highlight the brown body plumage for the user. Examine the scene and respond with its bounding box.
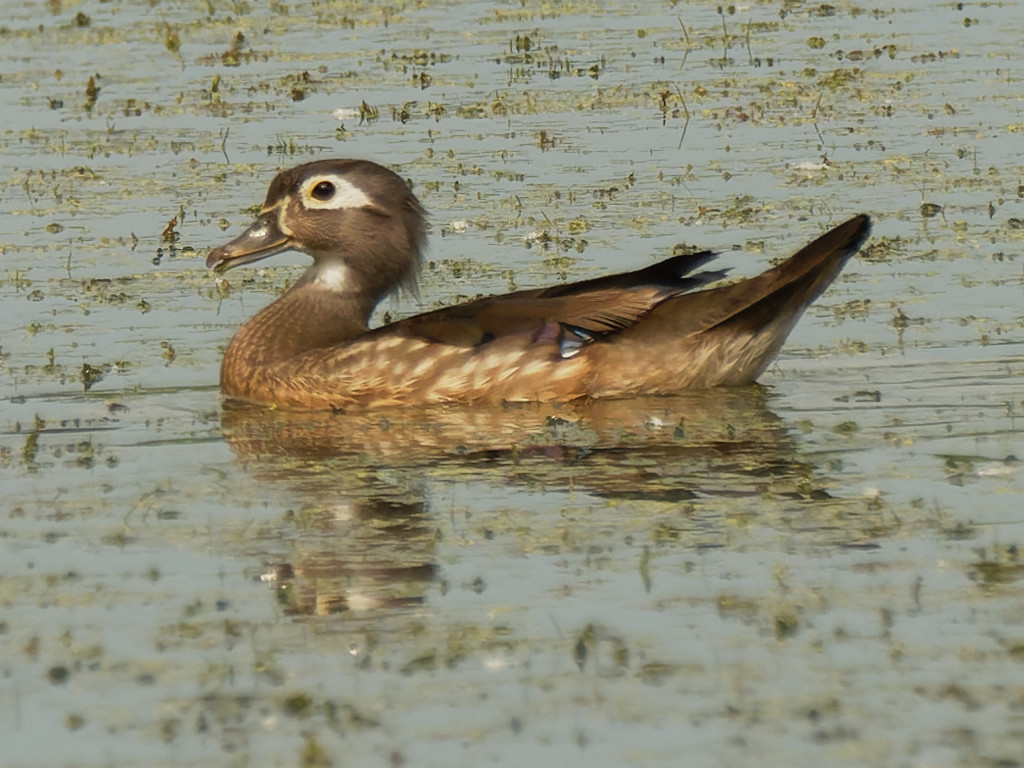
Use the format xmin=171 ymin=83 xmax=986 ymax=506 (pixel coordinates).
xmin=207 ymin=159 xmax=870 ymax=410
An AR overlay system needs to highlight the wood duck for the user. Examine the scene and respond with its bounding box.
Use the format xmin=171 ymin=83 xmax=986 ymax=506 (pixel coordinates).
xmin=207 ymin=158 xmax=871 ymax=411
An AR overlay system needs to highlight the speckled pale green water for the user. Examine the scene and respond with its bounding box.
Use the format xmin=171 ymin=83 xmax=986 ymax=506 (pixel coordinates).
xmin=2 ymin=1 xmax=1024 ymax=766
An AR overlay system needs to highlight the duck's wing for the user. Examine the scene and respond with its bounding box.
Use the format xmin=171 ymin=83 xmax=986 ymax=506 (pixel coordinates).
xmin=389 ymin=249 xmax=728 ymax=347
xmin=380 ymin=213 xmax=869 ymax=389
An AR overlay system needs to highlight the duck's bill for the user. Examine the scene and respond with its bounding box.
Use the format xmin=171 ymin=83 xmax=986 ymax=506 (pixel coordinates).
xmin=206 ymin=211 xmax=293 ymax=273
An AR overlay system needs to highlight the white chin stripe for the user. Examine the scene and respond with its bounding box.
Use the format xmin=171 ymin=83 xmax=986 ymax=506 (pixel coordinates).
xmin=303 ymin=173 xmax=375 ymax=210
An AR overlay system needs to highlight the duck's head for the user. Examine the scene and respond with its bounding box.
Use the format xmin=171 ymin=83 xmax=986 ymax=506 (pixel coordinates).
xmin=207 ymin=159 xmax=427 ymax=298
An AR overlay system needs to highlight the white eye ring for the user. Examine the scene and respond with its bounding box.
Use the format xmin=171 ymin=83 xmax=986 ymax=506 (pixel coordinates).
xmin=302 ymin=173 xmax=373 ymax=210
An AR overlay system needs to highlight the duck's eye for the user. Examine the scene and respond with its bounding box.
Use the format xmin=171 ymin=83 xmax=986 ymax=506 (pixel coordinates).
xmin=311 ymin=180 xmax=335 ymax=200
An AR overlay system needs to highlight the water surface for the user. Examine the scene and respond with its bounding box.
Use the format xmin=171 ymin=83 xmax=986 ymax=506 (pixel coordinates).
xmin=2 ymin=1 xmax=1024 ymax=766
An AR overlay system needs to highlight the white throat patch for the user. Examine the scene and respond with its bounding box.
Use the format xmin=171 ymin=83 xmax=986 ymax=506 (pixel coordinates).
xmin=314 ymin=264 xmax=353 ymax=292
xmin=303 ymin=173 xmax=374 ymax=210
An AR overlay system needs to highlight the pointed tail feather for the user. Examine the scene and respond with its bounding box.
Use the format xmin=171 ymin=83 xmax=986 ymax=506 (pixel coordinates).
xmin=703 ymin=214 xmax=871 ymax=337
xmin=588 ymin=215 xmax=871 ymax=393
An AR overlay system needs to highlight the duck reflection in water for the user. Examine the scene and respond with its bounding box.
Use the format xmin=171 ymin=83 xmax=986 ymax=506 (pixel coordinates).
xmin=220 ymin=390 xmax=825 ymax=617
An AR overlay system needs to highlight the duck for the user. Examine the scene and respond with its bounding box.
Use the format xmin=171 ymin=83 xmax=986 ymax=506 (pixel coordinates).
xmin=206 ymin=158 xmax=871 ymax=411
